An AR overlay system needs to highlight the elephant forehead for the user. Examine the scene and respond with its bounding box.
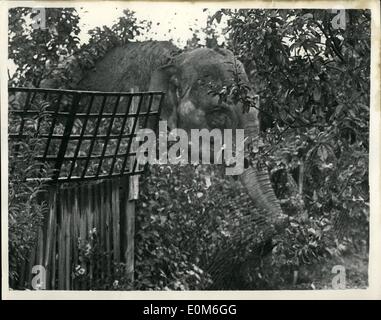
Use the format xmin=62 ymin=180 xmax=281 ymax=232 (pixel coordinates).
xmin=183 ymin=61 xmax=233 ymax=83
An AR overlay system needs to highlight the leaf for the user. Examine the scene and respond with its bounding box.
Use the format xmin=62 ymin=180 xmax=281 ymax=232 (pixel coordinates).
xmin=290 ymin=222 xmax=299 ymax=228
xmin=211 ymin=10 xmax=223 ymax=24
xmin=205 ymin=176 xmax=212 ymax=188
xmin=317 ymin=145 xmax=328 ymax=161
xmin=313 ymin=87 xmax=321 ymax=102
xmin=323 ymin=225 xmax=332 ymax=232
xmin=302 ymin=13 xmax=314 ymax=20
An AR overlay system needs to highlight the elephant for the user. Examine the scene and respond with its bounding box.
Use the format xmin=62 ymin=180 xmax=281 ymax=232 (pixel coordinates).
xmin=43 ymin=40 xmax=286 ymax=235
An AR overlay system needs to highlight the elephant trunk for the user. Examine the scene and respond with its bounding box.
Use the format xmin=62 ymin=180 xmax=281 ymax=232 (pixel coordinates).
xmin=239 ymin=108 xmax=287 ymax=229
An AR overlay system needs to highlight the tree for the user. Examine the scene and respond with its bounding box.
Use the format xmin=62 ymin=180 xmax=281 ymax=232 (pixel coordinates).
xmin=206 ymin=9 xmax=369 ymax=286
xmin=8 ymin=8 xmax=81 ymax=86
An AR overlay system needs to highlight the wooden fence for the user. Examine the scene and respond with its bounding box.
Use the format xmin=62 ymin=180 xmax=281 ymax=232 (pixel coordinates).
xmin=16 ymin=176 xmax=137 ymax=290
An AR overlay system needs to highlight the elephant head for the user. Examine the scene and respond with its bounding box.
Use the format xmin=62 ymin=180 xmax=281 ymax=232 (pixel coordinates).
xmin=148 ymin=47 xmax=286 ymax=229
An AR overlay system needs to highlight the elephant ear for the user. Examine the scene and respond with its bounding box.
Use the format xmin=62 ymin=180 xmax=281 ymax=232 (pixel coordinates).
xmin=148 ymin=64 xmax=180 ymax=130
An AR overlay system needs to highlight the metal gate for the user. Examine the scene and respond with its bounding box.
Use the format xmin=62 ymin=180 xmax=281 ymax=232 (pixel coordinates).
xmin=8 ymin=87 xmax=163 ymax=289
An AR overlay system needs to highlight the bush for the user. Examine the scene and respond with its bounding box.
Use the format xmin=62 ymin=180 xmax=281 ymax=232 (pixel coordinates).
xmin=135 ymin=164 xmax=281 ymax=289
xmin=8 ymin=101 xmax=51 ymax=287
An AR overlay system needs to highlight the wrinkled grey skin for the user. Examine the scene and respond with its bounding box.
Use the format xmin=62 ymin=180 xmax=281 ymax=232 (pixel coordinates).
xmin=55 ymin=41 xmax=286 ymax=230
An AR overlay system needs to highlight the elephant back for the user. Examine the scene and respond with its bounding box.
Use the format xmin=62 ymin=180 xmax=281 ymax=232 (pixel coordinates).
xmin=77 ymin=41 xmax=180 ymax=93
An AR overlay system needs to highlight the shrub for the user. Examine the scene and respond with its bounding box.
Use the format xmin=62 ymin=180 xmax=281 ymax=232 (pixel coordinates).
xmin=8 ymin=101 xmax=51 ymax=287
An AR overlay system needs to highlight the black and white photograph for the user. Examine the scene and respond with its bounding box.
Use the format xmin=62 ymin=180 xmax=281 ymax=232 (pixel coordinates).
xmin=2 ymin=0 xmax=380 ymax=298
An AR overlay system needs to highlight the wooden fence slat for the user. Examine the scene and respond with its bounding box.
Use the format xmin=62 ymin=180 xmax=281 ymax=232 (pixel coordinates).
xmin=112 ymin=179 xmax=121 ymax=263
xmin=58 ymin=189 xmax=66 ymax=290
xmin=72 ymin=185 xmax=80 ymax=290
xmin=98 ymin=182 xmax=104 ymax=284
xmin=125 ymin=173 xmax=135 ymax=283
xmin=119 ymin=176 xmax=128 ymax=265
xmin=105 ymin=180 xmax=112 ymax=276
xmin=129 ymin=175 xmax=140 ymax=200
xmin=80 ymin=185 xmax=88 ymax=290
xmin=85 ymin=184 xmax=94 ymax=289
xmin=37 ymin=191 xmax=46 ymax=257
xmin=79 ymin=185 xmax=86 ymax=248
xmin=50 ymin=189 xmax=58 ymax=289
xmin=57 ymin=224 xmax=64 ymax=289
xmin=61 ymin=212 xmax=67 ymax=290
xmin=63 ymin=188 xmax=69 ymax=290
xmin=65 ymin=190 xmax=71 ymax=290
xmin=58 ymin=222 xmax=66 ymax=290
xmin=84 ymin=183 xmax=90 ymax=287
xmin=87 ymin=185 xmax=94 ymax=234
xmin=112 ymin=180 xmax=117 ymax=267
xmin=125 ymin=89 xmax=138 ymax=282
xmin=92 ymin=183 xmax=100 ymax=285
xmin=128 ymin=87 xmax=140 ymax=201
xmin=77 ymin=185 xmax=83 ymax=290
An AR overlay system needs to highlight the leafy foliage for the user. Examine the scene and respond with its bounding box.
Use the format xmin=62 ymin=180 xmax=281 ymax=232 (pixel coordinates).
xmin=8 ymin=100 xmax=52 ymax=286
xmin=8 ymin=8 xmax=81 ymax=86
xmin=135 ymin=164 xmax=275 ymax=289
xmin=207 ymin=9 xmax=369 ymax=286
xmin=73 ymin=228 xmax=134 ymax=290
xmin=9 ymin=8 xmax=150 ymax=88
